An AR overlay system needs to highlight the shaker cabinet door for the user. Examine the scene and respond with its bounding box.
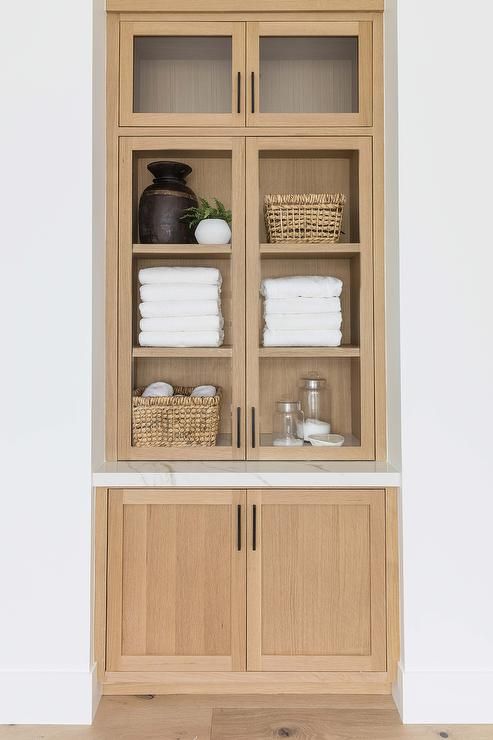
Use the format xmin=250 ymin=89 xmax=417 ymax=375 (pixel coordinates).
xmin=106 ymin=489 xmax=246 ymax=672
xmin=247 ymin=489 xmax=387 ymax=671
xmin=120 ymin=21 xmax=246 ymax=126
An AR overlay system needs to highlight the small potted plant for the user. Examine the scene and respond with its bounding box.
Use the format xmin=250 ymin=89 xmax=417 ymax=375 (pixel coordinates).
xmin=181 ymin=197 xmax=232 ymax=245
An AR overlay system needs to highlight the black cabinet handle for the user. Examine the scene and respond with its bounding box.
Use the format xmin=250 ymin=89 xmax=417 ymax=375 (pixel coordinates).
xmin=251 ymin=407 xmax=256 ymax=448
xmin=237 ymin=71 xmax=241 ymax=114
xmin=252 ymin=504 xmax=257 ymax=551
xmin=237 ymin=504 xmax=242 ymax=551
xmin=236 ymin=406 xmax=241 ymax=449
xmin=251 ymin=71 xmax=255 ymax=113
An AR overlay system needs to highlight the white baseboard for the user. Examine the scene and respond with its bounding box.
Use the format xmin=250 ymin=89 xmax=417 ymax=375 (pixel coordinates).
xmin=0 ymin=664 xmax=98 ymax=725
xmin=394 ymin=662 xmax=493 ymax=724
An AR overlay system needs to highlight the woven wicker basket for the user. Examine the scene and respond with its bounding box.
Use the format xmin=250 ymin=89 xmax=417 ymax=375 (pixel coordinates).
xmin=264 ymin=193 xmax=346 ymax=244
xmin=132 ymin=386 xmax=221 ymax=447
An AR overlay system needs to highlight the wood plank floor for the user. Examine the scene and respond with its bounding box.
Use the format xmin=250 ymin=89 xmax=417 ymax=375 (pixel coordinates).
xmin=1 ymin=695 xmax=492 ymax=739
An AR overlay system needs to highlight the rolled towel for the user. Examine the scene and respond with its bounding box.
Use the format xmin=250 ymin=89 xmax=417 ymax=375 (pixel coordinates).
xmin=261 ymin=276 xmax=343 ymax=299
xmin=139 ymin=266 xmax=222 ymax=285
xmin=140 ymin=315 xmax=224 ymax=332
xmin=263 ymin=329 xmax=342 ymax=347
xmin=191 ymin=385 xmax=217 ymax=397
xmin=265 ymin=312 xmax=342 ymax=331
xmin=264 ymin=297 xmax=341 ymax=315
xmin=140 ymin=283 xmax=220 ymax=302
xmin=142 ymin=381 xmax=174 ymax=398
xmin=139 ymin=330 xmax=224 ymax=347
xmin=139 ymin=299 xmax=220 ymax=318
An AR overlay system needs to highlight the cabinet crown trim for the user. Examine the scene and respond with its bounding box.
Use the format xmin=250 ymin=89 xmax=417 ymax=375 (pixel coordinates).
xmin=107 ymin=1 xmax=384 ymax=12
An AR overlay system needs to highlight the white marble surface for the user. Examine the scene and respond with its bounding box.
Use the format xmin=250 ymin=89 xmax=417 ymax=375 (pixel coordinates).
xmin=92 ymin=460 xmax=400 ymax=488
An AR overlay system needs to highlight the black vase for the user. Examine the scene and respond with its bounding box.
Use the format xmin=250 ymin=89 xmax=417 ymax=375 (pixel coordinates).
xmin=138 ymin=161 xmax=198 ymax=244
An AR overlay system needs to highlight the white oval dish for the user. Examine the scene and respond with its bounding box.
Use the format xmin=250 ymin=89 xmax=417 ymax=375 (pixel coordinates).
xmin=308 ymin=433 xmax=345 ymax=447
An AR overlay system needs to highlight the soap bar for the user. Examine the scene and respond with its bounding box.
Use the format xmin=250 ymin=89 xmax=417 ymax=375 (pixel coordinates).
xmin=303 ymin=418 xmax=331 ymax=441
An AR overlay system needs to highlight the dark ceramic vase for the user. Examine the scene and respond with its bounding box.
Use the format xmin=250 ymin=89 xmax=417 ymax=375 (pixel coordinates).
xmin=138 ymin=161 xmax=198 ymax=244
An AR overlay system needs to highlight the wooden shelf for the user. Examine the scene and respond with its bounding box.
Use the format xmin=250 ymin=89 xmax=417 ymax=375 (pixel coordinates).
xmin=260 ymin=433 xmax=361 ymax=448
xmin=259 ymin=346 xmax=360 ymax=358
xmin=133 ymin=244 xmax=232 ymax=257
xmin=133 ymin=346 xmax=233 ymax=358
xmin=260 ymin=243 xmax=361 ymax=257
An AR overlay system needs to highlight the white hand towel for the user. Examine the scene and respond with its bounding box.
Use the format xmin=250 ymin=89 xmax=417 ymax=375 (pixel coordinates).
xmin=264 ymin=297 xmax=341 ymax=315
xmin=265 ymin=312 xmax=342 ymax=331
xmin=142 ymin=382 xmax=174 ymax=398
xmin=261 ymin=276 xmax=343 ymax=299
xmin=139 ymin=266 xmax=222 ymax=286
xmin=263 ymin=329 xmax=342 ymax=347
xmin=139 ymin=299 xmax=220 ymax=318
xmin=139 ymin=330 xmax=224 ymax=347
xmin=191 ymin=385 xmax=217 ymax=397
xmin=140 ymin=283 xmax=220 ymax=302
xmin=140 ymin=315 xmax=224 ymax=332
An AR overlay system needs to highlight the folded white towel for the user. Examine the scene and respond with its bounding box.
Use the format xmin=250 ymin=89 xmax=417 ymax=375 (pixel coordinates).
xmin=264 ymin=297 xmax=341 ymax=315
xmin=191 ymin=385 xmax=217 ymax=397
xmin=139 ymin=299 xmax=220 ymax=318
xmin=261 ymin=276 xmax=343 ymax=299
xmin=139 ymin=330 xmax=224 ymax=347
xmin=140 ymin=283 xmax=220 ymax=302
xmin=139 ymin=266 xmax=222 ymax=286
xmin=265 ymin=312 xmax=342 ymax=331
xmin=263 ymin=329 xmax=342 ymax=347
xmin=140 ymin=315 xmax=224 ymax=332
xmin=142 ymin=382 xmax=174 ymax=398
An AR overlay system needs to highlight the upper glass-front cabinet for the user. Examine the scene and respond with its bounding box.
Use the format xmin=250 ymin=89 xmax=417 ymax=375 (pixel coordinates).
xmin=119 ymin=21 xmax=372 ymax=127
xmin=119 ymin=22 xmax=246 ymax=126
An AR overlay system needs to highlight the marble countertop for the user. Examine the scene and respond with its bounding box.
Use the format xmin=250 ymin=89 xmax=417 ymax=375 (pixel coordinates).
xmin=93 ymin=460 xmax=400 ymax=488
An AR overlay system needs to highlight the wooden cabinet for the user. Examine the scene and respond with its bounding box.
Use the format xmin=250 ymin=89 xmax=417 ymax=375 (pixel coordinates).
xmin=247 ymin=489 xmax=386 ymax=671
xmin=105 ymin=488 xmax=392 ymax=681
xmin=106 ymin=489 xmax=246 ymax=671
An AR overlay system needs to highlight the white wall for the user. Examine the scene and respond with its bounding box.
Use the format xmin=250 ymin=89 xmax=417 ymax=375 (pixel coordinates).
xmin=390 ymin=0 xmax=493 ymax=723
xmin=0 ymin=0 xmax=103 ymax=725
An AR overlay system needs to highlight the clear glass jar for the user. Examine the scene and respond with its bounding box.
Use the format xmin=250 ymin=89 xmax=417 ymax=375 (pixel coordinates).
xmin=299 ymin=374 xmax=330 ymax=440
xmin=272 ymin=401 xmax=304 ymax=447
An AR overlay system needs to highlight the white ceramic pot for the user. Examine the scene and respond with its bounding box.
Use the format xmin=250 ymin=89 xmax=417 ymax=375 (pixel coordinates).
xmin=194 ymin=218 xmax=231 ymax=245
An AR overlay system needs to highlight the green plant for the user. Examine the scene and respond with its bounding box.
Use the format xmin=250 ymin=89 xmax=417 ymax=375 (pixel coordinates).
xmin=181 ymin=198 xmax=232 ymax=229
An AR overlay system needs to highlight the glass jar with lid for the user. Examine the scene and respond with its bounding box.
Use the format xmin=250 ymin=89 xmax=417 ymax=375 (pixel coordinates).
xmin=299 ymin=374 xmax=330 ymax=441
xmin=272 ymin=401 xmax=304 ymax=447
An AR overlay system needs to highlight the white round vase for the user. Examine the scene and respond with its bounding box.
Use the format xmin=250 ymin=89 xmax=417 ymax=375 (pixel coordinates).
xmin=194 ymin=218 xmax=231 ymax=245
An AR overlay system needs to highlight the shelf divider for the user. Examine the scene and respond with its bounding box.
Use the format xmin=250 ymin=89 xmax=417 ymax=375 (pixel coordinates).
xmin=258 ymin=345 xmax=360 ymax=358
xmin=133 ymin=243 xmax=232 ymax=257
xmin=133 ymin=346 xmax=233 ymax=358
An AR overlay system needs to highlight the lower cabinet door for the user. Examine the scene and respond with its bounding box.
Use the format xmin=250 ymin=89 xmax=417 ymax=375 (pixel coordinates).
xmin=106 ymin=489 xmax=246 ymax=672
xmin=247 ymin=489 xmax=387 ymax=671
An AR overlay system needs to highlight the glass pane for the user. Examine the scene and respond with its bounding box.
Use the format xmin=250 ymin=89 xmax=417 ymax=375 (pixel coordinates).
xmin=134 ymin=36 xmax=232 ymax=114
xmin=259 ymin=37 xmax=358 ymax=114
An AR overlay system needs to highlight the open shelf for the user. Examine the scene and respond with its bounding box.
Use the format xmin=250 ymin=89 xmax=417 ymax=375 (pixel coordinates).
xmin=133 ymin=244 xmax=232 ymax=257
xmin=133 ymin=346 xmax=233 ymax=358
xmin=259 ymin=346 xmax=360 ymax=358
xmin=260 ymin=243 xmax=361 ymax=257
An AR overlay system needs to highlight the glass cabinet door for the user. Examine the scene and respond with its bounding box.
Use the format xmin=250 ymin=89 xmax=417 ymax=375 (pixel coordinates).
xmin=120 ymin=22 xmax=246 ymax=126
xmin=247 ymin=22 xmax=372 ymax=127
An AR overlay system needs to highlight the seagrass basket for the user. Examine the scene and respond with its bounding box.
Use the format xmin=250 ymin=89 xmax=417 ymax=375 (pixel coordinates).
xmin=132 ymin=386 xmax=221 ymax=447
xmin=264 ymin=193 xmax=346 ymax=244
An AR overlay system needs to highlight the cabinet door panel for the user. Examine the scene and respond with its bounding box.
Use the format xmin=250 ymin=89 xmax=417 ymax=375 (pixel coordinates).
xmin=120 ymin=21 xmax=246 ymax=126
xmin=247 ymin=21 xmax=372 ymax=127
xmin=107 ymin=489 xmax=246 ymax=672
xmin=247 ymin=490 xmax=386 ymax=671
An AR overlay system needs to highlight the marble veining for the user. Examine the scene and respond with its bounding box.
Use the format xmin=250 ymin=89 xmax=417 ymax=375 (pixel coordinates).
xmin=92 ymin=460 xmax=401 ymax=488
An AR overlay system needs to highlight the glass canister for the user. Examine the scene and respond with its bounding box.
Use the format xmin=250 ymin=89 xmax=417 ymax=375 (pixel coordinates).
xmin=272 ymin=401 xmax=304 ymax=447
xmin=299 ymin=374 xmax=331 ymax=441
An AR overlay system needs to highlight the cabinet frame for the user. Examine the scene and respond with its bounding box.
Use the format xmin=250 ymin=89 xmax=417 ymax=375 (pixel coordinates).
xmin=120 ymin=21 xmax=246 ymax=127
xmin=247 ymin=21 xmax=372 ymax=127
xmin=117 ymin=136 xmax=246 ymax=460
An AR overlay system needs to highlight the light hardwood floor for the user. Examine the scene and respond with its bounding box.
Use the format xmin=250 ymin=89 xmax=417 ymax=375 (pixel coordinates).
xmin=1 ymin=695 xmax=492 ymax=739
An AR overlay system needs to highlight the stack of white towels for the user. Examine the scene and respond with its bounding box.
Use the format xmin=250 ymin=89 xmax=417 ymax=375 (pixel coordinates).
xmin=138 ymin=266 xmax=224 ymax=347
xmin=261 ymin=275 xmax=343 ymax=347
